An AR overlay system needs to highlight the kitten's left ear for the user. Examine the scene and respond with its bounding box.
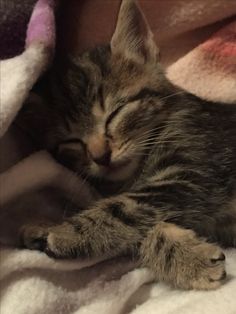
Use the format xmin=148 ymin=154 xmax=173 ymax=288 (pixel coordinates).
xmin=111 ymin=0 xmax=159 ymax=64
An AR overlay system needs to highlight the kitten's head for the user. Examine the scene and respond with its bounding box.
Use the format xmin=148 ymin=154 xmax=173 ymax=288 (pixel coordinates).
xmin=40 ymin=0 xmax=175 ymax=181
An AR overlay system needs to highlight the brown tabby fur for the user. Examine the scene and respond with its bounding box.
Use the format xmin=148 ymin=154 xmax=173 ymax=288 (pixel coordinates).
xmin=18 ymin=0 xmax=236 ymax=290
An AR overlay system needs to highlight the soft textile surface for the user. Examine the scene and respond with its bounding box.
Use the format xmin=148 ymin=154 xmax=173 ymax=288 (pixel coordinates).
xmin=0 ymin=1 xmax=236 ymax=313
xmin=168 ymin=20 xmax=236 ymax=103
xmin=1 ymin=247 xmax=236 ymax=314
xmin=0 ymin=0 xmax=55 ymax=137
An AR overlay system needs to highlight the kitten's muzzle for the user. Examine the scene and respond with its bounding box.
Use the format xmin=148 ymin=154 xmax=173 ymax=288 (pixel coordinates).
xmin=87 ymin=134 xmax=112 ymax=166
xmin=91 ymin=150 xmax=112 ymax=166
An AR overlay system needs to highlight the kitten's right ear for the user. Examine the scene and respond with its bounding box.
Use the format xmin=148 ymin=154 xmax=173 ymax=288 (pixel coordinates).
xmin=111 ymin=0 xmax=159 ymax=64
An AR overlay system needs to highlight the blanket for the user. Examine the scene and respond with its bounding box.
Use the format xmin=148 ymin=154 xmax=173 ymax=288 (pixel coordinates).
xmin=0 ymin=0 xmax=236 ymax=313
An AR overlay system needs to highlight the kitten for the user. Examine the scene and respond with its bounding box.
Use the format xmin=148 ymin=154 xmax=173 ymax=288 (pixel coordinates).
xmin=18 ymin=0 xmax=236 ymax=290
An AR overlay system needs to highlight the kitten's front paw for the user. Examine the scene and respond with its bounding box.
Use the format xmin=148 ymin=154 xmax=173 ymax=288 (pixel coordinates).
xmin=189 ymin=243 xmax=226 ymax=290
xmin=21 ymin=222 xmax=82 ymax=259
xmin=142 ymin=224 xmax=226 ymax=290
xmin=45 ymin=223 xmax=80 ymax=258
xmin=20 ymin=223 xmax=49 ymax=251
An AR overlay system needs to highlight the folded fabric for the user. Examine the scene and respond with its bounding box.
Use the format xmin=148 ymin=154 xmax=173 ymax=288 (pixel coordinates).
xmin=0 ymin=0 xmax=55 ymax=137
xmin=168 ymin=21 xmax=236 ymax=103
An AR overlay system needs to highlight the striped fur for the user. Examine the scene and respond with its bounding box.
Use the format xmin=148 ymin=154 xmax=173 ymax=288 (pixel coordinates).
xmin=19 ymin=0 xmax=236 ymax=289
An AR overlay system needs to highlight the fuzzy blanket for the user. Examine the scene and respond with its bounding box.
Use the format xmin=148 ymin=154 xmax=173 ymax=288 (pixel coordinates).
xmin=0 ymin=1 xmax=236 ymax=313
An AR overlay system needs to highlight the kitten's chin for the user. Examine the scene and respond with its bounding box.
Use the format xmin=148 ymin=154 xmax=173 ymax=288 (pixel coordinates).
xmin=90 ymin=157 xmax=140 ymax=182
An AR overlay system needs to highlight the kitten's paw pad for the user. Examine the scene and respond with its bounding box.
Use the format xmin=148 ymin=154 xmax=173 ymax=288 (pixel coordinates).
xmin=20 ymin=224 xmax=49 ymax=251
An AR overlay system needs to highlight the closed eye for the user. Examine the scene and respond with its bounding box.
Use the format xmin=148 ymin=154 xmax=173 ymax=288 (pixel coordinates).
xmin=56 ymin=138 xmax=86 ymax=153
xmin=105 ymin=88 xmax=161 ymax=134
xmin=105 ymin=104 xmax=126 ymax=131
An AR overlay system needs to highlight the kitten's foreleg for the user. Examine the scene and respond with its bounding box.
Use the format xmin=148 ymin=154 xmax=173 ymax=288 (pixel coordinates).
xmin=21 ymin=180 xmax=227 ymax=290
xmin=21 ymin=194 xmax=145 ymax=258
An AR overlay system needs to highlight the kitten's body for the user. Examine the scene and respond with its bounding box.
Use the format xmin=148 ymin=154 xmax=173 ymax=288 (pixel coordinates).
xmin=19 ymin=0 xmax=236 ymax=290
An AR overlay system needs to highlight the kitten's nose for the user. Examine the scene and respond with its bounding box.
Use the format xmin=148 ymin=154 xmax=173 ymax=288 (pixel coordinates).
xmin=87 ymin=134 xmax=111 ymax=166
xmin=92 ymin=150 xmax=111 ymax=166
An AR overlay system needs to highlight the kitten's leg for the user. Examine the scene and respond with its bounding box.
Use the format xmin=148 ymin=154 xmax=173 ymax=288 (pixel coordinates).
xmin=21 ymin=211 xmax=226 ymax=290
xmin=21 ymin=195 xmax=144 ymax=258
xmin=140 ymin=222 xmax=226 ymax=290
xmin=21 ymin=192 xmax=226 ymax=290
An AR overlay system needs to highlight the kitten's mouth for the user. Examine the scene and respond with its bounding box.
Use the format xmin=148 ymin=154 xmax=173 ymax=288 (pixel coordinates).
xmin=101 ymin=159 xmax=131 ymax=172
xmin=93 ymin=156 xmax=140 ymax=181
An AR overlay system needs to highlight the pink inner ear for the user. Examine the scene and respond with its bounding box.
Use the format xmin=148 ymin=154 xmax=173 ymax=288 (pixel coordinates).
xmin=26 ymin=0 xmax=56 ymax=48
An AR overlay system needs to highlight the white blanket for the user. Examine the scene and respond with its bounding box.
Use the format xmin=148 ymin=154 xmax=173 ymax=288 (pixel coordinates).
xmin=1 ymin=247 xmax=236 ymax=314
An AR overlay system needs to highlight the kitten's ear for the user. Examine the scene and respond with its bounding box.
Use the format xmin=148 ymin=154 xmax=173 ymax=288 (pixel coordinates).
xmin=111 ymin=0 xmax=159 ymax=64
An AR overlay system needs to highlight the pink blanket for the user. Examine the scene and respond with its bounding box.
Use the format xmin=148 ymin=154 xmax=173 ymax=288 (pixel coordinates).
xmin=168 ymin=20 xmax=236 ymax=103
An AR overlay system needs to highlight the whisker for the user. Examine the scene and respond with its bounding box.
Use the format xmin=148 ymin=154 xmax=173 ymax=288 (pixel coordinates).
xmin=114 ymin=143 xmax=134 ymax=160
xmin=132 ymin=121 xmax=185 ymax=142
xmin=116 ymin=137 xmax=183 ymax=160
xmin=136 ymin=135 xmax=185 ymax=145
xmin=135 ymin=141 xmax=182 ymax=150
xmin=134 ymin=125 xmax=170 ymax=138
xmin=159 ymin=91 xmax=185 ymax=101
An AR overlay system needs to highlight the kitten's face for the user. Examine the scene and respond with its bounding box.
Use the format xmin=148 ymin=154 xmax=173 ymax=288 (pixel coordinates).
xmin=45 ymin=0 xmax=172 ymax=182
xmin=53 ymin=48 xmax=169 ymax=182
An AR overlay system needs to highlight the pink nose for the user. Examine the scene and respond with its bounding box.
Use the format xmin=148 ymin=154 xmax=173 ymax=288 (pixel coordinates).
xmin=87 ymin=135 xmax=111 ymax=166
xmin=91 ymin=150 xmax=111 ymax=166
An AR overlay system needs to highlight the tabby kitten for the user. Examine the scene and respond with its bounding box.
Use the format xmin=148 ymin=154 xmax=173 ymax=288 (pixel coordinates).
xmin=20 ymin=0 xmax=236 ymax=290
